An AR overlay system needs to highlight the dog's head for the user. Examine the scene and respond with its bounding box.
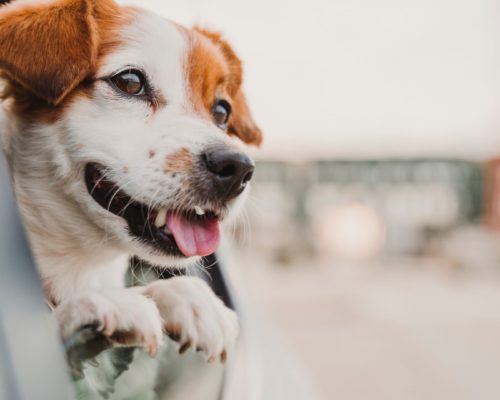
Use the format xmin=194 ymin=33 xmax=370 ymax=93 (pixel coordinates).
xmin=0 ymin=0 xmax=262 ymax=265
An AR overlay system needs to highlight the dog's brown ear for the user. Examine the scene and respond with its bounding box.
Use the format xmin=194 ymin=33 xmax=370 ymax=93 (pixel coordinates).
xmin=196 ymin=28 xmax=263 ymax=146
xmin=0 ymin=0 xmax=98 ymax=105
xmin=227 ymin=90 xmax=263 ymax=146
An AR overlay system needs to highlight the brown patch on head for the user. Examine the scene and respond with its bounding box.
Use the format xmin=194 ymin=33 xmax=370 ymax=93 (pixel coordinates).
xmin=148 ymin=149 xmax=156 ymax=159
xmin=0 ymin=0 xmax=134 ymax=122
xmin=185 ymin=33 xmax=230 ymax=118
xmin=164 ymin=147 xmax=193 ymax=173
xmin=185 ymin=28 xmax=262 ymax=146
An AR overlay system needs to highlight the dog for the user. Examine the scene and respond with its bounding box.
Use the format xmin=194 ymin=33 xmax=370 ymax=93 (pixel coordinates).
xmin=0 ymin=0 xmax=262 ymax=390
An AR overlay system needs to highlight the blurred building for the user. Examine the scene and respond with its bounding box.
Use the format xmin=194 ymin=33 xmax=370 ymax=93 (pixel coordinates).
xmin=244 ymin=159 xmax=484 ymax=261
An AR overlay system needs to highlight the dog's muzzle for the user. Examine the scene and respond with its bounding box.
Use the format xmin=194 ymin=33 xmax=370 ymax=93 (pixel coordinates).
xmin=84 ymin=147 xmax=255 ymax=258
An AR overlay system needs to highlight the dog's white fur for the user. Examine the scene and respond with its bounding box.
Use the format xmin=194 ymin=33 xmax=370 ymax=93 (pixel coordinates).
xmin=0 ymin=2 xmax=253 ymax=366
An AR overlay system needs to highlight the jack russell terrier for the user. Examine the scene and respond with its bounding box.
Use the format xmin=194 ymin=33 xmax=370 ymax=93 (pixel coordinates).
xmin=0 ymin=0 xmax=262 ymax=378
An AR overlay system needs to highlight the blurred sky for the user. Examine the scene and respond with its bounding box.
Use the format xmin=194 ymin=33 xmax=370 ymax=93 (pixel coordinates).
xmin=121 ymin=0 xmax=500 ymax=161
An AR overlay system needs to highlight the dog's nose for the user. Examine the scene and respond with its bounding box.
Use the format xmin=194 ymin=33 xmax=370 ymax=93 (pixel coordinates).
xmin=202 ymin=148 xmax=255 ymax=200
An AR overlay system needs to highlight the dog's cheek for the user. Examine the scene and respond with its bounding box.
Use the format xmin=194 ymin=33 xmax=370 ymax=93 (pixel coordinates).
xmin=27 ymin=124 xmax=75 ymax=182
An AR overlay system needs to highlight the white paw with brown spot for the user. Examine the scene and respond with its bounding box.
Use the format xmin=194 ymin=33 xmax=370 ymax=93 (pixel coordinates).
xmin=142 ymin=276 xmax=239 ymax=363
xmin=55 ymin=290 xmax=164 ymax=357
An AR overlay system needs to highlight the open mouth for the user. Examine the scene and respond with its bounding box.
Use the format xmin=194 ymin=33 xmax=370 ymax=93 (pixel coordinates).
xmin=85 ymin=163 xmax=221 ymax=258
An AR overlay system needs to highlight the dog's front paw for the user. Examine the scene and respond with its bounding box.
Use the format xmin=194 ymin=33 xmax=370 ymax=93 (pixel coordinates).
xmin=55 ymin=290 xmax=163 ymax=357
xmin=143 ymin=276 xmax=239 ymax=363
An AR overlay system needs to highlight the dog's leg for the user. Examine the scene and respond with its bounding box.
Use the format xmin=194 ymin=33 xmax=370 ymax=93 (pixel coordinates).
xmin=139 ymin=276 xmax=239 ymax=363
xmin=55 ymin=289 xmax=164 ymax=360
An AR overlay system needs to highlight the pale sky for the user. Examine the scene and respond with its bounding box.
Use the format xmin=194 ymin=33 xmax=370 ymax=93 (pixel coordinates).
xmin=121 ymin=0 xmax=500 ymax=161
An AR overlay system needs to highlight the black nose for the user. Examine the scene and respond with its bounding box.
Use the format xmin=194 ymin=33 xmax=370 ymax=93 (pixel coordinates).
xmin=202 ymin=148 xmax=255 ymax=200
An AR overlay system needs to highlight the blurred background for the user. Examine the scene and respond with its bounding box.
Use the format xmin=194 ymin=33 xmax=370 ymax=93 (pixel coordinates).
xmin=128 ymin=1 xmax=500 ymax=399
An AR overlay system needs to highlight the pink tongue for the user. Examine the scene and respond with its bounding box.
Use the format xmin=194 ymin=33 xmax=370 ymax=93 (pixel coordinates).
xmin=166 ymin=212 xmax=220 ymax=257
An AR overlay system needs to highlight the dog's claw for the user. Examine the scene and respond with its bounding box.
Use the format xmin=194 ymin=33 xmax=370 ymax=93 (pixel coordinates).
xmin=168 ymin=332 xmax=181 ymax=342
xmin=148 ymin=340 xmax=158 ymax=358
xmin=71 ymin=366 xmax=85 ymax=380
xmin=179 ymin=341 xmax=191 ymax=354
xmin=102 ymin=313 xmax=116 ymax=336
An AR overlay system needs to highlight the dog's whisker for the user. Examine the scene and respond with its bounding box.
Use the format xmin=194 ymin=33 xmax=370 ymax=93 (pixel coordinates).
xmin=144 ymin=186 xmax=164 ymax=239
xmin=241 ymin=208 xmax=252 ymax=247
xmin=101 ymin=177 xmax=136 ymax=245
xmin=90 ymin=174 xmax=109 ymax=196
xmin=106 ymin=185 xmax=124 ymax=213
xmin=140 ymin=259 xmax=151 ymax=286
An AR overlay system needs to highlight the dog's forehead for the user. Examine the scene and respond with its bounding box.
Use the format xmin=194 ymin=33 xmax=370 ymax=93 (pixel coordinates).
xmin=98 ymin=9 xmax=230 ymax=111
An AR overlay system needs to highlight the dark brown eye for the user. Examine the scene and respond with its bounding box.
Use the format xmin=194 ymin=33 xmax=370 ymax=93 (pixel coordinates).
xmin=212 ymin=99 xmax=231 ymax=129
xmin=110 ymin=69 xmax=146 ymax=96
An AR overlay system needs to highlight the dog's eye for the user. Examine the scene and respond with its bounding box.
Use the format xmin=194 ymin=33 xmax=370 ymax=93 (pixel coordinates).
xmin=212 ymin=99 xmax=231 ymax=129
xmin=110 ymin=69 xmax=146 ymax=96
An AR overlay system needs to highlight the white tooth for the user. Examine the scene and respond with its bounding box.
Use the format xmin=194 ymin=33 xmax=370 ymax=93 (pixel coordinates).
xmin=164 ymin=225 xmax=171 ymax=235
xmin=194 ymin=206 xmax=205 ymax=216
xmin=155 ymin=208 xmax=167 ymax=228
